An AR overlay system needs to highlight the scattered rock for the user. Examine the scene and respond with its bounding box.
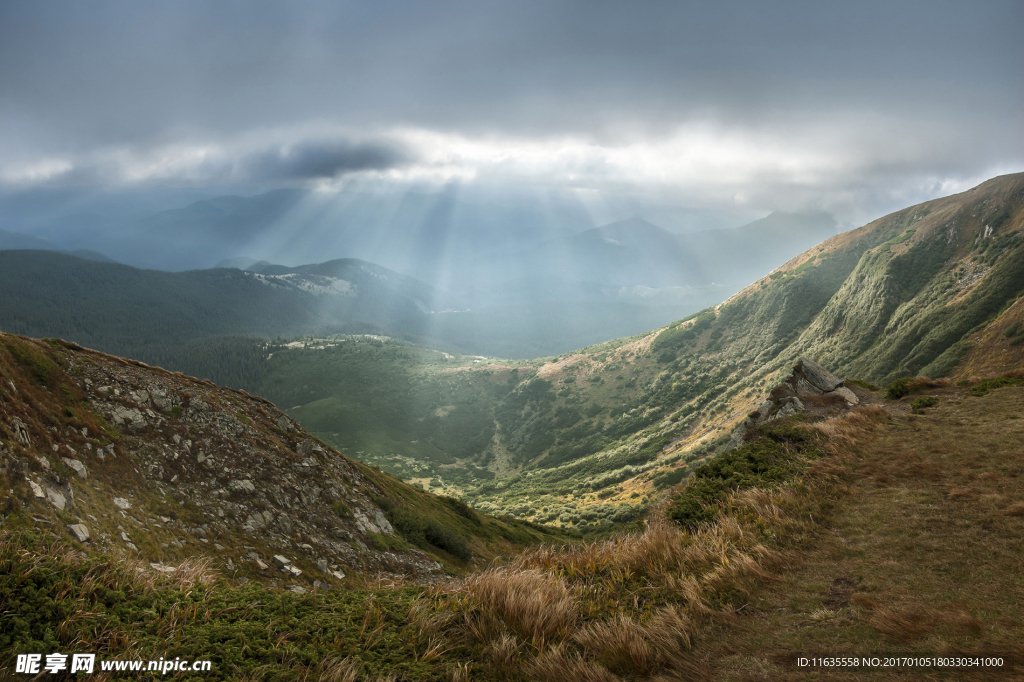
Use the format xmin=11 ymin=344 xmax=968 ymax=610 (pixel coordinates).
xmin=11 ymin=417 xmax=31 ymax=445
xmin=832 ymin=386 xmax=859 ymax=405
xmin=228 ymin=479 xmax=256 ymax=494
xmin=27 ymin=479 xmax=44 ymax=499
xmin=61 ymin=458 xmax=88 ymax=479
xmin=67 ymin=524 xmax=90 ymax=542
xmin=276 ymin=416 xmax=295 ymax=433
xmin=725 ymin=358 xmax=856 ymax=452
xmin=46 ymin=487 xmax=67 ymax=510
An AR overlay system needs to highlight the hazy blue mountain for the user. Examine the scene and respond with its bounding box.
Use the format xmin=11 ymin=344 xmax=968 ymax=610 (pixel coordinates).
xmin=0 ymin=228 xmax=116 ymax=263
xmin=0 ymin=228 xmax=59 ymax=250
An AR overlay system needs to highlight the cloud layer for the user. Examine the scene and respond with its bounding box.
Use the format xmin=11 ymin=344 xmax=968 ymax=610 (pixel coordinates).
xmin=1 ymin=0 xmax=1021 ymax=225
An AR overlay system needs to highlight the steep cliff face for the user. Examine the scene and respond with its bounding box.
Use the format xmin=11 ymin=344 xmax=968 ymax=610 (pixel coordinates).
xmin=0 ymin=334 xmax=558 ymax=588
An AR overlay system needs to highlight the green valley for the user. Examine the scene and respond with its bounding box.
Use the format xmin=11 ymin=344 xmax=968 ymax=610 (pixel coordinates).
xmin=225 ymin=173 xmax=1024 ymax=528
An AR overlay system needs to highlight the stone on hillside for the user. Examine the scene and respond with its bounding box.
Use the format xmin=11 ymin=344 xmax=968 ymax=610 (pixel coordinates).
xmin=63 ymin=457 xmax=90 ymax=478
xmin=794 ymin=376 xmax=825 ymax=396
xmin=67 ymin=524 xmax=90 ymax=542
xmin=12 ymin=417 xmax=31 ymax=445
xmin=113 ymin=497 xmax=131 ymax=509
xmin=28 ymin=480 xmax=44 ymax=498
xmin=353 ymin=507 xmax=394 ymax=535
xmin=297 ymin=439 xmax=323 ymax=458
xmin=273 ymin=555 xmax=291 ymax=569
xmin=276 ymin=416 xmax=295 ymax=433
xmin=46 ymin=488 xmax=67 ymax=510
xmin=151 ymin=390 xmax=172 ymax=412
xmin=228 ymin=479 xmax=256 ymax=494
xmin=242 ymin=512 xmax=266 ymax=532
xmin=774 ymin=399 xmax=803 ymax=420
xmin=832 ymin=386 xmax=859 ymax=405
xmin=795 ymin=357 xmax=843 ymax=393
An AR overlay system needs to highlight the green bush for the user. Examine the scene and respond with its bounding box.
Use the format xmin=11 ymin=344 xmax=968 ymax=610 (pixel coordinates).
xmin=969 ymin=375 xmax=1024 ymax=397
xmin=653 ymin=467 xmax=689 ymax=490
xmin=389 ymin=507 xmax=472 ymax=561
xmin=886 ymin=376 xmax=914 ymax=400
xmin=910 ymin=396 xmax=940 ymax=413
xmin=439 ymin=496 xmax=480 ymax=524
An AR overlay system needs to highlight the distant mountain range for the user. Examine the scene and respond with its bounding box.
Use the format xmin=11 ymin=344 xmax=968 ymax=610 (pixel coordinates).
xmin=0 ymin=183 xmax=841 ymax=360
xmin=0 ymin=227 xmax=114 ymax=263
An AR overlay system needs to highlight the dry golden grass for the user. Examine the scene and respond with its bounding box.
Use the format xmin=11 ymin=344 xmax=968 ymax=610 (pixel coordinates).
xmin=406 ymin=407 xmax=904 ymax=680
xmin=696 ymin=380 xmax=1024 ymax=681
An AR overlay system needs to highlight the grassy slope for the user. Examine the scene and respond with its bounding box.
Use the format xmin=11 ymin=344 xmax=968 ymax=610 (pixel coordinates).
xmin=697 ymin=381 xmax=1024 ymax=681
xmin=0 ymin=333 xmax=569 ymax=583
xmin=6 ymin=378 xmax=1019 ymax=681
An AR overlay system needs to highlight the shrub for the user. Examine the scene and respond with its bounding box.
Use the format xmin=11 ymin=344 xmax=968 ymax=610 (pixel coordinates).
xmin=440 ymin=496 xmax=480 ymax=524
xmin=910 ymin=396 xmax=939 ymax=413
xmin=423 ymin=521 xmax=472 ymax=561
xmin=886 ymin=377 xmax=914 ymax=400
xmin=969 ymin=375 xmax=1024 ymax=397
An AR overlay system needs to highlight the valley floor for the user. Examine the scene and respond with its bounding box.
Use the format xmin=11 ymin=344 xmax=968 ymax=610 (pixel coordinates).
xmin=698 ymin=382 xmax=1024 ymax=680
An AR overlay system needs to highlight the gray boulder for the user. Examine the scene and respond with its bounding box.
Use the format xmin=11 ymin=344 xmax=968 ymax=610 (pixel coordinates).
xmin=794 ymin=357 xmax=844 ymax=393
xmin=67 ymin=524 xmax=90 ymax=542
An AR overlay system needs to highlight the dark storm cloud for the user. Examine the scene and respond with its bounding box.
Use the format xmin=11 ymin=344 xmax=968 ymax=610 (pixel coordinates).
xmin=2 ymin=0 xmax=1020 ymax=145
xmin=0 ymin=0 xmax=1020 ymax=219
xmin=244 ymin=140 xmax=413 ymax=181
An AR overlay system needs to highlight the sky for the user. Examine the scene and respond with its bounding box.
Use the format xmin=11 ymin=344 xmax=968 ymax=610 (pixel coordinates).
xmin=1 ymin=0 xmax=1022 ymax=229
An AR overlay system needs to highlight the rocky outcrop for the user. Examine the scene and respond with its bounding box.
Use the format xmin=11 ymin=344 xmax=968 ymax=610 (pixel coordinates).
xmin=726 ymin=357 xmax=858 ymax=451
xmin=0 ymin=334 xmax=448 ymax=588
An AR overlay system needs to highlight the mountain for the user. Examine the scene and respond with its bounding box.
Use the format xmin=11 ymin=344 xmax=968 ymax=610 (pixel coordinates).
xmin=0 ymin=252 xmax=439 ymax=375
xmin=0 ymin=228 xmax=115 ymax=262
xmin=471 ymin=212 xmax=837 ymax=290
xmin=0 ymin=251 xmax=723 ymax=362
xmin=230 ymin=173 xmax=1023 ymax=525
